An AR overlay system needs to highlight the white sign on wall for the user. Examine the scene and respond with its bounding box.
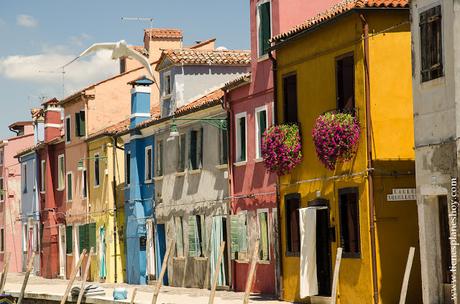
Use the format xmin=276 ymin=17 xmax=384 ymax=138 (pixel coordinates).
xmin=386 ymin=188 xmax=416 ymax=201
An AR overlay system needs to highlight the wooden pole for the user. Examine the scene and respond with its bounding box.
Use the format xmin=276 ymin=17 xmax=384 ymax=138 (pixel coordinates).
xmin=130 ymin=288 xmax=137 ymax=304
xmin=208 ymin=241 xmax=226 ymax=304
xmin=331 ymin=247 xmax=343 ymax=304
xmin=243 ymin=240 xmax=259 ymax=304
xmin=151 ymin=240 xmax=175 ymax=304
xmin=76 ymin=247 xmax=94 ymax=304
xmin=399 ymin=247 xmax=415 ymax=304
xmin=0 ymin=252 xmax=11 ymax=294
xmin=60 ymin=249 xmax=87 ymax=304
xmin=17 ymin=252 xmax=35 ymax=304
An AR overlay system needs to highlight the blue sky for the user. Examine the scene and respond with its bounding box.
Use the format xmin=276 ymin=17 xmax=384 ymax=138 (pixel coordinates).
xmin=0 ymin=1 xmax=249 ymax=139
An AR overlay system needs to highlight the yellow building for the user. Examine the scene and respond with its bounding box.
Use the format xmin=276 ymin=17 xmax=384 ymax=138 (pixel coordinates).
xmin=86 ymin=120 xmax=128 ymax=283
xmin=271 ymin=1 xmax=421 ymax=303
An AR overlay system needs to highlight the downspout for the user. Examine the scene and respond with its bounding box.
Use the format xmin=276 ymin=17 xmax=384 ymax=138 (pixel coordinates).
xmin=360 ymin=13 xmax=379 ymax=304
xmin=269 ymin=49 xmax=283 ymax=299
xmin=111 ymin=136 xmax=120 ymax=283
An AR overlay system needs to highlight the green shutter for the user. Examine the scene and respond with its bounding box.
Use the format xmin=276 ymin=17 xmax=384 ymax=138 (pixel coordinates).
xmin=259 ymin=212 xmax=269 ymax=261
xmin=88 ymin=223 xmax=96 ymax=250
xmin=75 ymin=113 xmax=80 ymax=137
xmin=188 ymin=216 xmax=199 ymax=257
xmin=79 ymin=224 xmax=89 ymax=253
xmin=79 ymin=111 xmax=86 ymax=137
xmin=199 ymin=128 xmax=204 ymax=168
xmin=66 ymin=226 xmax=73 ymax=254
xmin=189 ymin=131 xmax=198 ymax=170
xmin=259 ymin=2 xmax=271 ymax=56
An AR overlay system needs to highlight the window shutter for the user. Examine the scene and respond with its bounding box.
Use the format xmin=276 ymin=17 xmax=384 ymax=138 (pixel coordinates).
xmin=79 ymin=111 xmax=86 ymax=137
xmin=259 ymin=2 xmax=271 ymax=56
xmin=79 ymin=224 xmax=88 ymax=253
xmin=199 ymin=128 xmax=204 ymax=168
xmin=88 ymin=223 xmax=96 ymax=250
xmin=189 ymin=131 xmax=198 ymax=169
xmin=259 ymin=212 xmax=269 ymax=261
xmin=75 ymin=113 xmax=80 ymax=137
xmin=66 ymin=226 xmax=73 ymax=254
xmin=188 ymin=216 xmax=199 ymax=257
xmin=230 ymin=216 xmax=240 ymax=258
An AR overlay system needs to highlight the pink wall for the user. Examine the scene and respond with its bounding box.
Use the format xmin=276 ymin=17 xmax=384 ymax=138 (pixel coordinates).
xmin=0 ymin=131 xmax=34 ymax=273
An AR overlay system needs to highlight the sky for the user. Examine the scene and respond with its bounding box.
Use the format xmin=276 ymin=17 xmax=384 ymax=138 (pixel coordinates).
xmin=0 ymin=1 xmax=249 ymax=139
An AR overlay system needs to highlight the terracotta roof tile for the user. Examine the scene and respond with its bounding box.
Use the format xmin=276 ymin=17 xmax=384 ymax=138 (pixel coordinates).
xmin=175 ymin=89 xmax=224 ymax=115
xmin=130 ymin=45 xmax=149 ymax=57
xmin=144 ymin=28 xmax=183 ymax=40
xmin=272 ymin=0 xmax=409 ymax=42
xmin=223 ymin=72 xmax=251 ymax=91
xmin=158 ymin=49 xmax=250 ymax=68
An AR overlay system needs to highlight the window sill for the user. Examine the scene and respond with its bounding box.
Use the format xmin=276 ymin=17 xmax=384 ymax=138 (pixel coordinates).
xmin=94 ymin=185 xmax=100 ymax=189
xmin=175 ymin=172 xmax=186 ymax=177
xmin=67 ymin=200 xmax=72 ymax=203
xmin=257 ymin=54 xmax=269 ymax=62
xmin=145 ymin=179 xmax=153 ymax=184
xmin=153 ymin=176 xmax=164 ymax=181
xmin=233 ymin=161 xmax=247 ymax=167
xmin=40 ymin=191 xmax=45 ymax=194
xmin=257 ymin=260 xmax=271 ymax=265
xmin=285 ymin=252 xmax=300 ymax=258
xmin=234 ymin=259 xmax=250 ymax=264
xmin=189 ymin=169 xmax=202 ymax=175
xmin=215 ymin=164 xmax=228 ymax=170
xmin=255 ymin=158 xmax=264 ymax=163
xmin=57 ymin=188 xmax=64 ymax=192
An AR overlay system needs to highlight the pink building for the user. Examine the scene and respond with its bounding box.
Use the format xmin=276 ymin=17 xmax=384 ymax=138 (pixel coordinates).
xmin=0 ymin=122 xmax=34 ymax=273
xmin=224 ymin=0 xmax=342 ymax=296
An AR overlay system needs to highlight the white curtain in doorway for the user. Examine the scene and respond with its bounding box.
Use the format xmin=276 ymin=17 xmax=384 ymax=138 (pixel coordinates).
xmin=299 ymin=207 xmax=318 ymax=298
xmin=211 ymin=216 xmax=226 ymax=286
xmin=146 ymin=220 xmax=156 ymax=276
xmin=99 ymin=226 xmax=107 ymax=279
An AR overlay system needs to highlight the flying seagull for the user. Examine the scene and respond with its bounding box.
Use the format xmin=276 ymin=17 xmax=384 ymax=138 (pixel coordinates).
xmin=63 ymin=40 xmax=156 ymax=82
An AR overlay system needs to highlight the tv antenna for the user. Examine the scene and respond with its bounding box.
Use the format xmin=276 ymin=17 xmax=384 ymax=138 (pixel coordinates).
xmin=38 ymin=67 xmax=66 ymax=99
xmin=121 ymin=17 xmax=154 ymax=29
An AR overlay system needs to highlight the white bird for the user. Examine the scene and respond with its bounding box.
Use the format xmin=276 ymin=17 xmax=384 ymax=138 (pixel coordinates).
xmin=66 ymin=40 xmax=155 ymax=80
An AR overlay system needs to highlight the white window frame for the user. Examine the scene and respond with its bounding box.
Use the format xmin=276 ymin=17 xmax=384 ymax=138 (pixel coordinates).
xmin=257 ymin=208 xmax=271 ymax=261
xmin=0 ymin=177 xmax=4 ymax=202
xmin=256 ymin=0 xmax=273 ymax=59
xmin=235 ymin=112 xmax=247 ymax=164
xmin=40 ymin=160 xmax=46 ymax=193
xmin=66 ymin=171 xmax=73 ymax=202
xmin=81 ymin=168 xmax=87 ymax=199
xmin=163 ymin=71 xmax=172 ymax=97
xmin=255 ymin=105 xmax=268 ymax=160
xmin=94 ymin=153 xmax=100 ymax=188
xmin=145 ymin=146 xmax=153 ymax=182
xmin=57 ymin=154 xmax=65 ymax=191
xmin=65 ymin=115 xmax=71 ymax=144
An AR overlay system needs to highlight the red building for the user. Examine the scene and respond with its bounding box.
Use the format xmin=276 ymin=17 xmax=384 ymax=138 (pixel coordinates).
xmin=36 ymin=98 xmax=66 ymax=278
xmin=224 ymin=0 xmax=343 ymax=296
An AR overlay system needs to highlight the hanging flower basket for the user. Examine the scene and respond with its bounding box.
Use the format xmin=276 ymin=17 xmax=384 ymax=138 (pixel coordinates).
xmin=261 ymin=124 xmax=302 ymax=176
xmin=312 ymin=112 xmax=360 ymax=170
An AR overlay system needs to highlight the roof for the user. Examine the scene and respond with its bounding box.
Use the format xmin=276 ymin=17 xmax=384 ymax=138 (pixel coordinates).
xmin=144 ymin=28 xmax=183 ymax=40
xmin=15 ymin=144 xmax=37 ymax=158
xmin=157 ymin=49 xmax=250 ymax=70
xmin=223 ymin=72 xmax=251 ymax=91
xmin=188 ymin=38 xmax=216 ymax=50
xmin=130 ymin=45 xmax=149 ymax=57
xmin=174 ymin=89 xmax=223 ymax=116
xmin=271 ymin=0 xmax=409 ymax=43
xmin=8 ymin=121 xmax=32 ymax=129
xmin=41 ymin=97 xmax=59 ymax=106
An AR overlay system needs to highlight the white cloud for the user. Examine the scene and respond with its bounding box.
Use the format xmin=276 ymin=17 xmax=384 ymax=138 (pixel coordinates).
xmin=69 ymin=33 xmax=92 ymax=47
xmin=0 ymin=49 xmax=118 ymax=96
xmin=16 ymin=14 xmax=38 ymax=28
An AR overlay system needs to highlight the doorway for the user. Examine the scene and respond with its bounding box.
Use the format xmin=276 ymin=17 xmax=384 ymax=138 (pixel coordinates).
xmin=155 ymin=223 xmax=167 ymax=285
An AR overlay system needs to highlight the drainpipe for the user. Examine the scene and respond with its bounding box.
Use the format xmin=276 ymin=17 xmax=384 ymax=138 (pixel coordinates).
xmin=269 ymin=49 xmax=283 ymax=299
xmin=112 ymin=136 xmax=119 ymax=283
xmin=360 ymin=13 xmax=379 ymax=304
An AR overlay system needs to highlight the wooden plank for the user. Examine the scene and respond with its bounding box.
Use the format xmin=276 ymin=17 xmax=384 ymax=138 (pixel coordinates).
xmin=0 ymin=252 xmax=11 ymax=294
xmin=130 ymin=288 xmax=138 ymax=304
xmin=17 ymin=252 xmax=35 ymax=304
xmin=243 ymin=240 xmax=259 ymax=304
xmin=76 ymin=247 xmax=94 ymax=304
xmin=151 ymin=240 xmax=175 ymax=304
xmin=331 ymin=247 xmax=343 ymax=304
xmin=399 ymin=247 xmax=416 ymax=304
xmin=208 ymin=241 xmax=226 ymax=304
xmin=60 ymin=249 xmax=87 ymax=304
xmin=181 ymin=257 xmax=188 ymax=288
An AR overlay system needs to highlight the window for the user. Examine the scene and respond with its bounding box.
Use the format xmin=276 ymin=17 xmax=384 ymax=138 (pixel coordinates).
xmin=66 ymin=172 xmax=73 ymax=202
xmin=81 ymin=169 xmax=87 ymax=199
xmin=94 ymin=154 xmax=100 ymax=187
xmin=175 ymin=216 xmax=184 ymax=257
xmin=257 ymin=0 xmax=271 ymax=57
xmin=283 ymin=75 xmax=298 ymax=123
xmin=66 ymin=225 xmax=73 ymax=254
xmin=75 ymin=110 xmax=86 ymax=137
xmin=188 ymin=215 xmax=205 ymax=257
xmin=126 ymin=152 xmax=131 ymax=185
xmin=235 ymin=113 xmax=247 ymax=163
xmin=164 ymin=72 xmax=172 ymax=96
xmin=338 ymin=188 xmax=360 ymax=258
xmin=258 ymin=210 xmax=270 ymax=261
xmin=65 ymin=116 xmax=71 ymax=143
xmin=40 ymin=160 xmax=46 ymax=192
xmin=58 ymin=155 xmax=65 ymax=190
xmin=177 ymin=134 xmax=186 ymax=172
xmin=189 ymin=129 xmax=203 ymax=170
xmin=285 ymin=193 xmax=300 ymax=254
xmin=156 ymin=140 xmax=164 ymax=177
xmin=438 ymin=195 xmax=452 ymax=284
xmin=336 ymin=55 xmax=355 ymax=111
xmin=255 ymin=106 xmax=268 ymax=159
xmin=219 ymin=128 xmax=228 ymax=165
xmin=22 ymin=163 xmax=27 ymax=193
xmin=145 ymin=146 xmax=153 ymax=181
xmin=0 ymin=177 xmax=4 ymax=202
xmin=78 ymin=223 xmax=96 ymax=253
xmin=162 ymin=98 xmax=172 ymax=117
xmin=0 ymin=150 xmax=4 ymax=166
xmin=0 ymin=228 xmax=4 ymax=252
xmin=420 ymin=5 xmax=443 ymax=82
xmin=231 ymin=212 xmax=248 ymax=260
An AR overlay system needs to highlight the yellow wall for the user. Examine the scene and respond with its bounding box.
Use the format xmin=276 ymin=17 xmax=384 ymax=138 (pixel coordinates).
xmin=88 ymin=136 xmax=126 ymax=283
xmin=275 ymin=11 xmax=421 ymax=303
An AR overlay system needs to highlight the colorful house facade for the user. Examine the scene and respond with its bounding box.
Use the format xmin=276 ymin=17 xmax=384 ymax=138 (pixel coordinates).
xmin=0 ymin=121 xmax=34 ymax=273
xmin=271 ymin=0 xmax=422 ymax=303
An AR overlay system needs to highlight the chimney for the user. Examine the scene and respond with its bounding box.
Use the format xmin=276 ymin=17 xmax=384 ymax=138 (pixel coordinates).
xmin=42 ymin=98 xmax=62 ymax=142
xmin=143 ymin=28 xmax=183 ymax=62
xmin=129 ymin=76 xmax=154 ymax=129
